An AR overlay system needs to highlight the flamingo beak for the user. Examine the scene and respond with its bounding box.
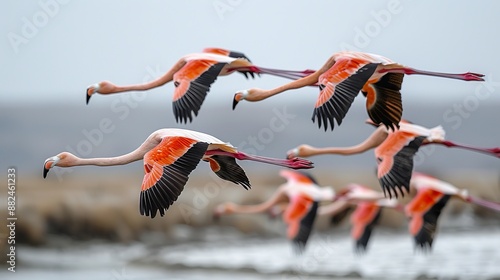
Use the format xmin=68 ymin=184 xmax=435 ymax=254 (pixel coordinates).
xmin=86 ymin=87 xmax=94 ymax=105
xmin=43 ymin=156 xmax=59 ymax=178
xmin=232 ymin=94 xmax=240 ymax=110
xmin=232 ymin=90 xmax=249 ymax=110
xmin=86 ymin=83 xmax=100 ymax=105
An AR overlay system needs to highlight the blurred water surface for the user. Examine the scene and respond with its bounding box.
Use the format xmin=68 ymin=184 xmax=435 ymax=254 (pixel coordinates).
xmin=3 ymin=226 xmax=500 ymax=280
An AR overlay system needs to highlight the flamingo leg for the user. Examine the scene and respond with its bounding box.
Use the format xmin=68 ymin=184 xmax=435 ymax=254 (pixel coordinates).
xmin=228 ymin=66 xmax=316 ymax=79
xmin=424 ymin=141 xmax=500 ymax=158
xmin=469 ymin=196 xmax=500 ymax=212
xmin=205 ymin=149 xmax=314 ymax=169
xmin=379 ymin=67 xmax=484 ymax=81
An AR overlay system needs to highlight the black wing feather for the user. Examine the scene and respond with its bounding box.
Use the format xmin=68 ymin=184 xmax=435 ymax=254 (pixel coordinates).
xmin=312 ymin=63 xmax=378 ymax=131
xmin=140 ymin=142 xmax=209 ymax=218
xmin=414 ymin=195 xmax=451 ymax=250
xmin=379 ymin=136 xmax=426 ymax=198
xmin=354 ymin=207 xmax=382 ymax=253
xmin=173 ymin=63 xmax=226 ymax=123
xmin=364 ymin=73 xmax=404 ymax=131
xmin=208 ymin=155 xmax=251 ymax=190
xmin=293 ymin=201 xmax=319 ymax=254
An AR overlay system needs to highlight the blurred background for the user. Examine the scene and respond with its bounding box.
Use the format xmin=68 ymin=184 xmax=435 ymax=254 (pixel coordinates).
xmin=1 ymin=1 xmax=500 ymax=279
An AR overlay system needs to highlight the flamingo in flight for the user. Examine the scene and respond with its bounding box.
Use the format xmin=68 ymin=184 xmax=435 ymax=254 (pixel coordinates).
xmin=406 ymin=172 xmax=500 ymax=250
xmin=214 ymin=170 xmax=334 ymax=254
xmin=233 ymin=51 xmax=484 ymax=131
xmin=287 ymin=119 xmax=499 ymax=198
xmin=319 ymin=184 xmax=402 ymax=253
xmin=86 ymin=47 xmax=314 ymax=123
xmin=367 ymin=120 xmax=500 ymax=198
xmin=43 ymin=129 xmax=313 ymax=218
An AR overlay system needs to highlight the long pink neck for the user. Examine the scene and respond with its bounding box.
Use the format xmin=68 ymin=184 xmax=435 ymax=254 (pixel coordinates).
xmin=231 ymin=203 xmax=272 ymax=214
xmin=75 ymin=152 xmax=143 ymax=166
xmin=112 ymin=58 xmax=187 ymax=93
xmin=114 ymin=74 xmax=173 ymax=93
xmin=315 ymin=145 xmax=370 ymax=156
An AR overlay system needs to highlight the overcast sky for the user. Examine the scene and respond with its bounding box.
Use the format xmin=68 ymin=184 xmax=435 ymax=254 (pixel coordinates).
xmin=2 ymin=1 xmax=500 ymax=106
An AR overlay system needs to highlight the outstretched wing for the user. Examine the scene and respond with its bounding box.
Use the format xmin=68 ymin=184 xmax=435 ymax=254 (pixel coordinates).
xmin=350 ymin=202 xmax=382 ymax=253
xmin=172 ymin=59 xmax=227 ymax=123
xmin=206 ymin=155 xmax=250 ymax=189
xmin=140 ymin=136 xmax=209 ymax=218
xmin=376 ymin=132 xmax=426 ymax=198
xmin=405 ymin=188 xmax=451 ymax=250
xmin=283 ymin=195 xmax=318 ymax=254
xmin=363 ymin=73 xmax=404 ymax=131
xmin=312 ymin=59 xmax=378 ymax=131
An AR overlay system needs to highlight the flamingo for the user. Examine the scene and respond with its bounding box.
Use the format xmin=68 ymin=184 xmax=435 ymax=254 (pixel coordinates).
xmin=43 ymin=129 xmax=314 ymax=218
xmin=86 ymin=47 xmax=314 ymax=123
xmin=319 ymin=184 xmax=402 ymax=252
xmin=287 ymin=119 xmax=499 ymax=198
xmin=214 ymin=170 xmax=334 ymax=253
xmin=406 ymin=172 xmax=500 ymax=250
xmin=368 ymin=120 xmax=500 ymax=198
xmin=233 ymin=50 xmax=484 ymax=131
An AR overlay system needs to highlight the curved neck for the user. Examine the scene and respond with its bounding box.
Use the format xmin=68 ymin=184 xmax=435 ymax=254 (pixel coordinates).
xmin=114 ymin=58 xmax=187 ymax=93
xmin=230 ymin=203 xmax=272 ymax=214
xmin=257 ymin=56 xmax=336 ymax=101
xmin=75 ymin=151 xmax=143 ymax=166
xmin=71 ymin=134 xmax=161 ymax=167
xmin=312 ymin=146 xmax=365 ymax=156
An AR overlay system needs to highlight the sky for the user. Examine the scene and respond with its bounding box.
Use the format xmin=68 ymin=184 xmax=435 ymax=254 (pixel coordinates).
xmin=2 ymin=1 xmax=500 ymax=106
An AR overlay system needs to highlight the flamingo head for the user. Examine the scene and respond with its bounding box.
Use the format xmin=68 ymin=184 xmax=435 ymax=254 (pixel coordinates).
xmin=43 ymin=152 xmax=77 ymax=178
xmin=232 ymin=88 xmax=268 ymax=110
xmin=232 ymin=89 xmax=249 ymax=110
xmin=86 ymin=81 xmax=117 ymax=104
xmin=213 ymin=202 xmax=235 ymax=220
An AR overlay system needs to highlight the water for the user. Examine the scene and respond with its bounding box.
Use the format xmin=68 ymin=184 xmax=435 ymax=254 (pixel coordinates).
xmin=2 ymin=227 xmax=500 ymax=280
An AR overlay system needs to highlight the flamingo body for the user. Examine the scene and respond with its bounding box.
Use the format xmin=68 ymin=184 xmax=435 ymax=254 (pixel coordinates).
xmin=280 ymin=170 xmax=333 ymax=253
xmin=86 ymin=48 xmax=311 ymax=123
xmin=350 ymin=201 xmax=383 ymax=252
xmin=374 ymin=121 xmax=445 ymax=198
xmin=43 ymin=129 xmax=313 ymax=218
xmin=330 ymin=183 xmax=401 ymax=252
xmin=405 ymin=173 xmax=500 ymax=249
xmin=234 ymin=50 xmax=484 ymax=131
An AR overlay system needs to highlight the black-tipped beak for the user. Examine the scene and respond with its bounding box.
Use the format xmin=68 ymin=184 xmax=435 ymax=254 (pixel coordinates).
xmin=232 ymin=94 xmax=239 ymax=110
xmin=43 ymin=157 xmax=57 ymax=178
xmin=86 ymin=89 xmax=92 ymax=105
